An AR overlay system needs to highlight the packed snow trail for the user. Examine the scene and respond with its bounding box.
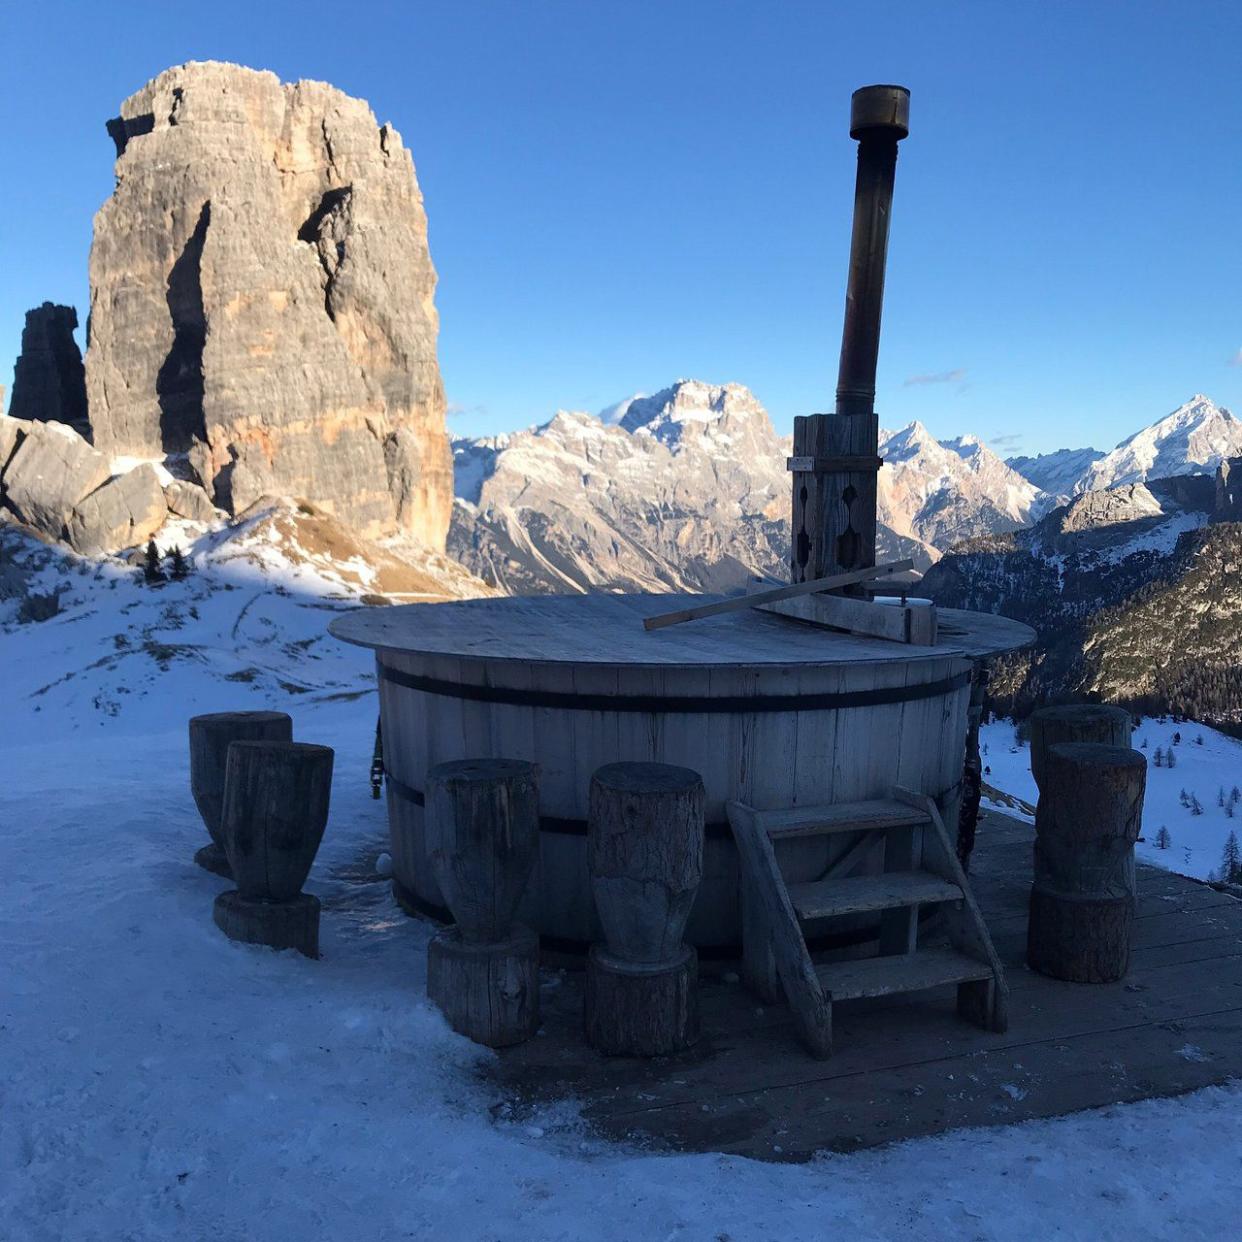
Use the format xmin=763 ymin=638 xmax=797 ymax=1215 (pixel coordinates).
xmin=2 ymin=530 xmax=1241 ymax=1239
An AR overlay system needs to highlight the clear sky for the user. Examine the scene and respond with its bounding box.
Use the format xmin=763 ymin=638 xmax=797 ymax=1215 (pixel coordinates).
xmin=2 ymin=1 xmax=1241 ymax=456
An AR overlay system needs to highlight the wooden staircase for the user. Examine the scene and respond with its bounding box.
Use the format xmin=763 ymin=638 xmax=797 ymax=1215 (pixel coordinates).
xmin=726 ymin=787 xmax=1008 ymax=1058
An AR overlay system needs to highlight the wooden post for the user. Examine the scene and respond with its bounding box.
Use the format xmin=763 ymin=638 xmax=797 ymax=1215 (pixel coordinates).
xmin=189 ymin=711 xmax=292 ymax=877
xmin=425 ymin=758 xmax=541 ymax=1047
xmin=212 ymin=740 xmax=334 ymax=959
xmin=585 ymin=762 xmax=704 ymax=1056
xmin=1027 ymin=742 xmax=1146 ymax=983
xmin=1029 ymin=704 xmax=1130 ymax=792
xmin=957 ymin=663 xmax=988 ymax=870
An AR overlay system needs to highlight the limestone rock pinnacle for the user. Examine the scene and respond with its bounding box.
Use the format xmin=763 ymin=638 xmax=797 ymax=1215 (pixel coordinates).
xmin=84 ymin=61 xmax=452 ymax=545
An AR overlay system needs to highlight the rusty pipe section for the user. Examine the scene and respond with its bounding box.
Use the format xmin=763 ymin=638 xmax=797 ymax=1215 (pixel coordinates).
xmin=835 ymin=85 xmax=909 ymax=418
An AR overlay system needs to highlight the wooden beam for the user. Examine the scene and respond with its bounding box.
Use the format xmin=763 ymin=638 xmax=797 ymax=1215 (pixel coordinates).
xmin=642 ymin=559 xmax=914 ymax=632
xmin=759 ymin=592 xmax=937 ymax=645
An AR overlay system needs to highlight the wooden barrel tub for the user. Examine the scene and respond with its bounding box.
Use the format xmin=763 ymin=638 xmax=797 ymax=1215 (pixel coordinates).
xmin=330 ymin=594 xmax=1033 ymax=955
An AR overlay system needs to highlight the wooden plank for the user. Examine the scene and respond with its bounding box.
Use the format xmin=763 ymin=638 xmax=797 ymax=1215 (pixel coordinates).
xmin=640 ymin=560 xmax=914 ymax=632
xmin=815 ymin=946 xmax=992 ymax=1000
xmin=760 ymin=591 xmax=937 ymax=647
xmin=757 ymin=798 xmax=929 ymax=839
xmin=789 ymin=871 xmax=962 ymax=920
xmin=725 ymin=801 xmax=832 ymax=1057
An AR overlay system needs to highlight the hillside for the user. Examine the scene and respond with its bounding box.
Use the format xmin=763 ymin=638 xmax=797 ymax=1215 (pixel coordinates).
xmin=922 ymin=475 xmax=1242 ymax=727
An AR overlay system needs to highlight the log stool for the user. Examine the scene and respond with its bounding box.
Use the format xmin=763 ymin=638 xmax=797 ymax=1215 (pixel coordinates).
xmin=189 ymin=711 xmax=292 ymax=876
xmin=585 ymin=762 xmax=704 ymax=1057
xmin=425 ymin=759 xmax=541 ymax=1048
xmin=1029 ymin=704 xmax=1130 ymax=790
xmin=1027 ymin=742 xmax=1146 ymax=982
xmin=212 ymin=740 xmax=334 ymax=959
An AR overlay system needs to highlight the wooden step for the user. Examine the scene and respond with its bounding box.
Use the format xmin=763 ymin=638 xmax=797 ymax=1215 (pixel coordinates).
xmin=756 ymin=798 xmax=930 ymax=840
xmin=788 ymin=871 xmax=963 ymax=920
xmin=814 ymin=947 xmax=992 ymax=1001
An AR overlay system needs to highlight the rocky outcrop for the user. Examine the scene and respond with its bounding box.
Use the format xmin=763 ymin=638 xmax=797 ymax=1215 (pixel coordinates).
xmin=84 ymin=61 xmax=452 ymax=546
xmin=9 ymin=304 xmax=90 ymax=439
xmin=66 ymin=464 xmax=167 ymax=555
xmin=2 ymin=421 xmax=110 ymax=537
xmin=163 ymin=479 xmax=219 ymax=523
xmin=1217 ymin=457 xmax=1242 ymax=522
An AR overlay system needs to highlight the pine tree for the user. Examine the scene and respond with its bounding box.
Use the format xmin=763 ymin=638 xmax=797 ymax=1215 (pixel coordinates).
xmin=1140 ymin=737 xmax=1148 ymax=749
xmin=1153 ymin=747 xmax=1164 ymax=768
xmin=1179 ymin=789 xmax=1189 ymax=807
xmin=1220 ymin=788 xmax=1227 ymax=808
xmin=169 ymin=546 xmax=189 ymax=580
xmin=1154 ymin=826 xmax=1172 ymax=850
xmin=1173 ymin=731 xmax=1182 ymax=746
xmin=1195 ymin=734 xmax=1205 ymax=746
xmin=1220 ymin=832 xmax=1242 ymax=884
xmin=1191 ymin=795 xmax=1204 ymax=816
xmin=1232 ymin=786 xmax=1240 ymax=804
xmin=1167 ymin=747 xmax=1177 ymax=769
xmin=143 ymin=540 xmax=164 ymax=584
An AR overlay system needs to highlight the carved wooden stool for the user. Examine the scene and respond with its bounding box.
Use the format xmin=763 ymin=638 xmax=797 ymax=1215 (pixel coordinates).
xmin=1027 ymin=741 xmax=1146 ymax=982
xmin=189 ymin=711 xmax=292 ymax=877
xmin=585 ymin=762 xmax=704 ymax=1056
xmin=425 ymin=758 xmax=541 ymax=1047
xmin=212 ymin=740 xmax=334 ymax=959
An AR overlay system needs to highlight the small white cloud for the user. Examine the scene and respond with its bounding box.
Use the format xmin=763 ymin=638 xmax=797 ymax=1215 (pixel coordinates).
xmin=904 ymin=367 xmax=967 ymax=387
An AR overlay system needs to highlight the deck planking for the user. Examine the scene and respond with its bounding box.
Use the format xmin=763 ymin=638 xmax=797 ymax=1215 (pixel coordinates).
xmin=488 ymin=809 xmax=1242 ymax=1160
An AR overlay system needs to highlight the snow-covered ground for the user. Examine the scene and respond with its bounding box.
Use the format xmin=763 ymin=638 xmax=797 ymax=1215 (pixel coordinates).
xmin=3 ymin=530 xmax=1241 ymax=1239
xmin=981 ymin=718 xmax=1242 ymax=882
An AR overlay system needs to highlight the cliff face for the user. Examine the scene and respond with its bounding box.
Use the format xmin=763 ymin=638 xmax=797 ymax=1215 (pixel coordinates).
xmin=84 ymin=61 xmax=452 ymax=545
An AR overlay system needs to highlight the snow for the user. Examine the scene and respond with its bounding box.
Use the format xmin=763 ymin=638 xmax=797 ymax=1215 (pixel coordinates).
xmin=980 ymin=717 xmax=1242 ymax=881
xmin=3 ymin=536 xmax=1242 ymax=1237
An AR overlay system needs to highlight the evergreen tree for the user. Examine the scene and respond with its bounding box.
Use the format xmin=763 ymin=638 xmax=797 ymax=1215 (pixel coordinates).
xmin=1167 ymin=748 xmax=1177 ymax=769
xmin=1195 ymin=734 xmax=1205 ymax=746
xmin=143 ymin=540 xmax=164 ymax=584
xmin=1220 ymin=831 xmax=1242 ymax=884
xmin=169 ymin=546 xmax=189 ymax=580
xmin=1172 ymin=731 xmax=1182 ymax=745
xmin=1154 ymin=826 xmax=1172 ymax=850
xmin=1179 ymin=789 xmax=1189 ymax=807
xmin=1140 ymin=737 xmax=1148 ymax=749
xmin=1153 ymin=747 xmax=1164 ymax=768
xmin=1219 ymin=788 xmax=1226 ymax=808
xmin=1232 ymin=786 xmax=1241 ymax=804
xmin=1191 ymin=795 xmax=1204 ymax=816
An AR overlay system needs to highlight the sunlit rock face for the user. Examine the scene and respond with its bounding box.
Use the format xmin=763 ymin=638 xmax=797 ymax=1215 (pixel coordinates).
xmin=84 ymin=61 xmax=452 ymax=545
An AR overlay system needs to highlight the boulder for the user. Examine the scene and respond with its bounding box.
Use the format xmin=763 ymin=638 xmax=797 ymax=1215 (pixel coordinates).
xmin=9 ymin=304 xmax=90 ymax=439
xmin=84 ymin=61 xmax=452 ymax=546
xmin=163 ymin=479 xmax=219 ymax=523
xmin=67 ymin=464 xmax=168 ymax=554
xmin=0 ymin=415 xmax=27 ymax=474
xmin=3 ymin=422 xmax=111 ymax=537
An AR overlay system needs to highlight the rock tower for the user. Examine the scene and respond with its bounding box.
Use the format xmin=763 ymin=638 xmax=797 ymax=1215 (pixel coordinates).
xmin=10 ymin=304 xmax=90 ymax=439
xmin=84 ymin=62 xmax=452 ymax=544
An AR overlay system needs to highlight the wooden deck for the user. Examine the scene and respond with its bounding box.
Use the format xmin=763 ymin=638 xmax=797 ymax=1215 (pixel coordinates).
xmin=489 ymin=810 xmax=1242 ymax=1160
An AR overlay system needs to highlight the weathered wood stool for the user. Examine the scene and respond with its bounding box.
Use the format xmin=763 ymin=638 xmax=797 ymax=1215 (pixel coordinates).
xmin=425 ymin=758 xmax=541 ymax=1048
xmin=212 ymin=740 xmax=334 ymax=959
xmin=1029 ymin=704 xmax=1131 ymax=788
xmin=585 ymin=762 xmax=705 ymax=1056
xmin=1027 ymin=741 xmax=1146 ymax=982
xmin=189 ymin=711 xmax=292 ymax=877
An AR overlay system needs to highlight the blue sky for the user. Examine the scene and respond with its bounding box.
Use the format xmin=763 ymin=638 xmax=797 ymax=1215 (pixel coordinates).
xmin=2 ymin=1 xmax=1241 ymax=456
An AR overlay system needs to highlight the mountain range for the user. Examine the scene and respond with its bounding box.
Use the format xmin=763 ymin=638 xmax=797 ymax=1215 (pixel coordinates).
xmin=450 ymin=382 xmax=1241 ymax=594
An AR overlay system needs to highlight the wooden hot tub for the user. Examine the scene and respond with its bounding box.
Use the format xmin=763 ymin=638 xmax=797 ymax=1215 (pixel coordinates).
xmin=329 ymin=594 xmax=1032 ymax=954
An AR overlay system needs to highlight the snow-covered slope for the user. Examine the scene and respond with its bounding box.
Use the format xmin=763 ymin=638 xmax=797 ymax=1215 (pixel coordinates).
xmin=1007 ymin=446 xmax=1105 ymax=499
xmin=1080 ymin=395 xmax=1242 ymax=494
xmin=449 ymin=381 xmax=1058 ymax=593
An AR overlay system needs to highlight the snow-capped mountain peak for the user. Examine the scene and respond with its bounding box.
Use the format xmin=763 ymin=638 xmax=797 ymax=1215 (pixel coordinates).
xmin=1079 ymin=395 xmax=1242 ymax=494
